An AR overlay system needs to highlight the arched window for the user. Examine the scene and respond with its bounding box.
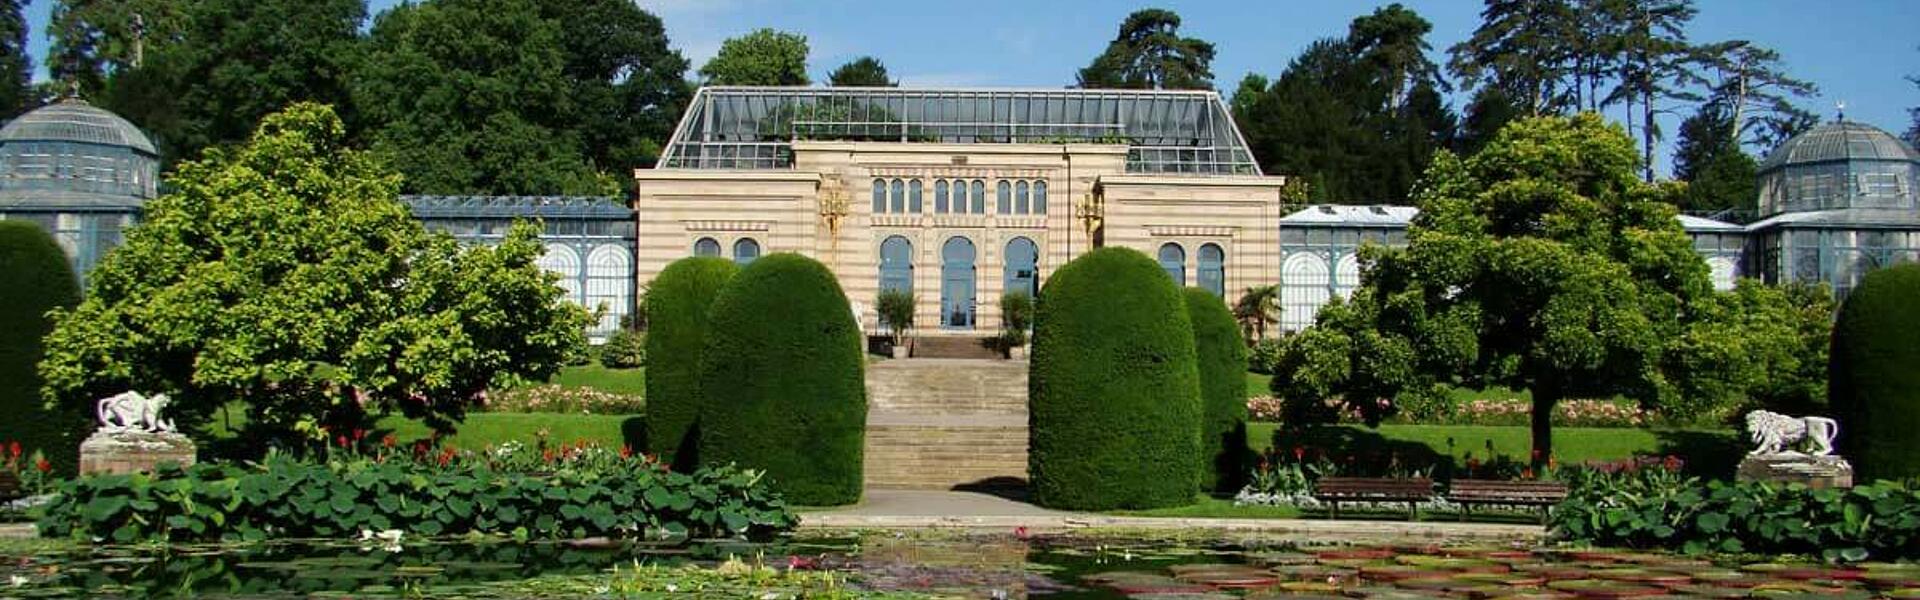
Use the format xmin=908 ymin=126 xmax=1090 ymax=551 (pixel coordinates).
xmin=733 ymin=238 xmax=761 ymax=265
xmin=1004 ymin=237 xmax=1039 ymax=299
xmin=909 ymin=179 xmax=924 ymax=213
xmin=935 ymin=180 xmax=949 ymax=213
xmin=941 ymin=237 xmax=978 ymax=329
xmin=890 ymin=179 xmax=906 ymax=213
xmin=971 ymin=180 xmax=986 ymax=214
xmin=997 ymin=180 xmax=1012 ymax=214
xmin=1158 ymin=243 xmax=1186 ymax=286
xmin=879 ymin=236 xmax=913 ymax=293
xmin=693 ymin=237 xmax=721 ymax=257
xmin=1333 ymin=254 xmax=1361 ymax=299
xmin=1015 ymin=181 xmax=1030 ymax=214
xmin=1198 ymin=243 xmax=1225 ymax=297
xmin=1281 ymin=253 xmax=1330 ymax=331
xmin=1034 ymin=181 xmax=1047 ymax=214
xmin=952 ymin=179 xmax=969 ymax=214
xmin=871 ymin=179 xmax=886 ymax=213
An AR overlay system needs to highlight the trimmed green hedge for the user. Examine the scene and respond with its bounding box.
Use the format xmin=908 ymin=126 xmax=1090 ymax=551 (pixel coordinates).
xmin=699 ymin=253 xmax=865 ymax=506
xmin=643 ymin=257 xmax=738 ymax=470
xmin=1831 ymin=263 xmax=1920 ymax=481
xmin=1029 ymin=247 xmax=1200 ymax=510
xmin=0 ymin=221 xmax=83 ymax=475
xmin=1184 ymin=287 xmax=1249 ymax=493
xmin=37 ymin=455 xmax=796 ymax=543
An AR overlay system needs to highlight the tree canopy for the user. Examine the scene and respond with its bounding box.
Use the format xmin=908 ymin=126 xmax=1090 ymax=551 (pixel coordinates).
xmin=828 ymin=56 xmax=895 ymax=87
xmin=0 ymin=0 xmax=31 ymax=118
xmin=1671 ymin=100 xmax=1757 ymax=213
xmin=1271 ymin=113 xmax=1821 ymax=463
xmin=699 ymin=29 xmax=809 ymax=86
xmin=38 ymin=103 xmax=590 ymax=448
xmin=1076 ymin=9 xmax=1215 ymax=90
xmin=48 ymin=0 xmax=188 ymax=96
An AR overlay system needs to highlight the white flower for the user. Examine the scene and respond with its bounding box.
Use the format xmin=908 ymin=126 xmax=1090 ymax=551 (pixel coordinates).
xmin=9 ymin=575 xmax=27 ymax=587
xmin=665 ymin=584 xmax=678 ymax=593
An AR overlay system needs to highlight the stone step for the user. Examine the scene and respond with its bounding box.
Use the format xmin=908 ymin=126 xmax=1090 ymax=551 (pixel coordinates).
xmin=908 ymin=336 xmax=1004 ymax=360
xmin=863 ymin=423 xmax=1029 ymax=490
xmin=866 ymin=358 xmax=1028 ymax=414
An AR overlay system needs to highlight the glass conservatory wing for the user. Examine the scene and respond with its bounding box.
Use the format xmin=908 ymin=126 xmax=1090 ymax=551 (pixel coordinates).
xmin=659 ymin=87 xmax=1261 ymax=175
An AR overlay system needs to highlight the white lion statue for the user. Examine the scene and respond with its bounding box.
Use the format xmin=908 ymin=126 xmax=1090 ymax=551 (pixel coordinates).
xmin=96 ymin=391 xmax=177 ymax=434
xmin=1744 ymin=410 xmax=1838 ymax=457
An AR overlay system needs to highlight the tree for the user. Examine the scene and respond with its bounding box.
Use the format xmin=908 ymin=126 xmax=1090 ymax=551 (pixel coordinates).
xmin=1232 ymin=284 xmax=1279 ymax=342
xmin=98 ymin=0 xmax=365 ymax=165
xmin=1671 ymin=101 xmax=1756 ymax=213
xmin=0 ymin=0 xmax=30 ymax=117
xmin=1598 ymin=0 xmax=1703 ymax=181
xmin=642 ymin=257 xmax=737 ymax=471
xmin=539 ymin=0 xmax=692 ymax=175
xmin=1029 ymin=247 xmax=1200 ymax=510
xmin=354 ymin=0 xmax=623 ymax=195
xmin=1665 ymin=280 xmax=1831 ymax=423
xmin=1831 ymin=263 xmax=1920 ymax=481
xmin=1458 ymin=87 xmax=1524 ymax=154
xmin=0 ymin=222 xmax=84 ymax=475
xmin=47 ymin=0 xmax=188 ymax=96
xmin=1076 ymin=9 xmax=1215 ymax=90
xmin=828 ymin=56 xmax=895 ymax=87
xmin=699 ymin=29 xmax=808 ymax=86
xmin=1272 ymin=114 xmax=1720 ymax=465
xmin=699 ymin=254 xmax=865 ymax=506
xmin=38 ymin=103 xmax=590 ymax=448
xmin=1347 ymin=3 xmax=1446 ymax=113
xmin=1448 ymin=0 xmax=1580 ymax=116
xmin=1695 ymin=40 xmax=1816 ymax=148
xmin=1906 ymin=67 xmax=1919 ymax=148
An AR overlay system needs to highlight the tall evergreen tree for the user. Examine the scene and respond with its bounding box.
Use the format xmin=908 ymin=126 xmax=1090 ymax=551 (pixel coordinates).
xmin=47 ymin=0 xmax=187 ymax=96
xmin=1598 ymin=0 xmax=1703 ymax=181
xmin=1458 ymin=87 xmax=1523 ymax=155
xmin=1672 ymin=101 xmax=1756 ymax=213
xmin=1695 ymin=41 xmax=1815 ymax=148
xmin=1909 ymin=71 xmax=1920 ymax=149
xmin=828 ymin=56 xmax=896 ymax=87
xmin=1076 ymin=9 xmax=1216 ymax=90
xmin=1447 ymin=0 xmax=1579 ymax=116
xmin=1347 ymin=3 xmax=1446 ymax=113
xmin=0 ymin=0 xmax=31 ymax=117
xmin=699 ymin=29 xmax=809 ymax=86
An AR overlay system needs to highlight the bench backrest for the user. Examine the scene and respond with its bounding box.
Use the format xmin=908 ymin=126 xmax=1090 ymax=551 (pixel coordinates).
xmin=1447 ymin=479 xmax=1569 ymax=500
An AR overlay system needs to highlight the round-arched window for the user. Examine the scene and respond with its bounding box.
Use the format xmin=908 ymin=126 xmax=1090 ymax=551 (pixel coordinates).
xmin=733 ymin=238 xmax=761 ymax=265
xmin=1158 ymin=243 xmax=1186 ymax=286
xmin=693 ymin=237 xmax=721 ymax=257
xmin=1198 ymin=243 xmax=1225 ymax=297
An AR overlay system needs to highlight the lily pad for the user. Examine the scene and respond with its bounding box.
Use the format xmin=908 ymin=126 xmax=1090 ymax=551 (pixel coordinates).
xmin=1545 ymin=579 xmax=1667 ymax=598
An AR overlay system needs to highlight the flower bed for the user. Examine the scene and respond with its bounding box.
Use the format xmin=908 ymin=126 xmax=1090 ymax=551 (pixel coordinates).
xmin=479 ymin=384 xmax=644 ymax=414
xmin=37 ymin=442 xmax=794 ymax=543
xmin=1245 ymin=395 xmax=1653 ymax=427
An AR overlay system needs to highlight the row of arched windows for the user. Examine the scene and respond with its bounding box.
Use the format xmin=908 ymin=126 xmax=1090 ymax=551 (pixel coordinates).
xmin=872 ymin=178 xmax=1048 ymax=216
xmin=693 ymin=236 xmax=760 ymax=265
xmin=1158 ymin=242 xmax=1226 ymax=297
xmin=879 ymin=235 xmax=1042 ymax=328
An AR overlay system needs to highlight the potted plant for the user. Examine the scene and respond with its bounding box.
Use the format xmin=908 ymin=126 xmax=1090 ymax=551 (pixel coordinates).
xmin=999 ymin=290 xmax=1035 ymax=359
xmin=876 ymin=288 xmax=916 ymax=358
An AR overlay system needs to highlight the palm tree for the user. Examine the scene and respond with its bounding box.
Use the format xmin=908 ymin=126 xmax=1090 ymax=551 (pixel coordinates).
xmin=1233 ymin=285 xmax=1280 ymax=343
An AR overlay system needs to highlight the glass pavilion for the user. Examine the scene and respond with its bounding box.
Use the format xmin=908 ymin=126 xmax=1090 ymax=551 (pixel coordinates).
xmin=0 ymin=99 xmax=161 ymax=284
xmin=1747 ymin=120 xmax=1920 ymax=300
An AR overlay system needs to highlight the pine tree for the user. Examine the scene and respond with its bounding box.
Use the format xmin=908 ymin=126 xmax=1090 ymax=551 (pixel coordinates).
xmin=1076 ymin=9 xmax=1216 ymax=90
xmin=0 ymin=0 xmax=30 ymax=117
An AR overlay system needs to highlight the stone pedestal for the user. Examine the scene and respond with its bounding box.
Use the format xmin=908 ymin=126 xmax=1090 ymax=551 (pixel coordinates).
xmin=79 ymin=430 xmax=197 ymax=475
xmin=1737 ymin=454 xmax=1853 ymax=489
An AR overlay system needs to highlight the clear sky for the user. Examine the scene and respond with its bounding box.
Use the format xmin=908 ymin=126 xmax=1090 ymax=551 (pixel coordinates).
xmin=18 ymin=0 xmax=1920 ymax=176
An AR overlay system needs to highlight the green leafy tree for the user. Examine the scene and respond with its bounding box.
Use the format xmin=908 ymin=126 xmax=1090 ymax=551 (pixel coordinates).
xmin=539 ymin=0 xmax=691 ymax=174
xmin=828 ymin=56 xmax=895 ymax=87
xmin=642 ymin=257 xmax=737 ymax=470
xmin=0 ymin=222 xmax=84 ymax=474
xmin=1665 ymin=280 xmax=1831 ymax=423
xmin=1458 ymin=87 xmax=1524 ymax=154
xmin=38 ymin=103 xmax=590 ymax=448
xmin=1184 ymin=287 xmax=1248 ymax=493
xmin=47 ymin=0 xmax=188 ymax=96
xmin=98 ymin=0 xmax=364 ymax=165
xmin=1831 ymin=264 xmax=1920 ymax=481
xmin=0 ymin=0 xmax=30 ymax=117
xmin=1076 ymin=9 xmax=1215 ymax=90
xmin=875 ymin=288 xmax=915 ymax=348
xmin=1671 ymin=101 xmax=1756 ymax=213
xmin=354 ymin=0 xmax=633 ymax=195
xmin=1448 ymin=0 xmax=1580 ymax=116
xmin=1272 ymin=114 xmax=1720 ymax=464
xmin=699 ymin=29 xmax=809 ymax=86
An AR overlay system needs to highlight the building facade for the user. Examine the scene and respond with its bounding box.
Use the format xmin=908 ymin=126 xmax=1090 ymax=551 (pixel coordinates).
xmin=1746 ymin=120 xmax=1920 ymax=300
xmin=0 ymin=99 xmax=161 ymax=283
xmin=634 ymin=87 xmax=1286 ymax=333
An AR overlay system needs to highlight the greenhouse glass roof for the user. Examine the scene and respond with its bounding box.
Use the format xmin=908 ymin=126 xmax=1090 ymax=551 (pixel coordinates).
xmin=658 ymin=87 xmax=1261 ymax=175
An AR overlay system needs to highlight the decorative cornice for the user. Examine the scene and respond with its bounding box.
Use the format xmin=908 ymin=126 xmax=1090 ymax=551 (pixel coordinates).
xmin=1146 ymin=225 xmax=1238 ymax=237
xmin=682 ymin=220 xmax=773 ymax=232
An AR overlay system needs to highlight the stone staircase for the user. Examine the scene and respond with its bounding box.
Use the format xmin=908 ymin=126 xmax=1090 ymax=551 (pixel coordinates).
xmin=864 ymin=358 xmax=1029 ymax=490
xmin=908 ymin=335 xmax=1003 ymax=360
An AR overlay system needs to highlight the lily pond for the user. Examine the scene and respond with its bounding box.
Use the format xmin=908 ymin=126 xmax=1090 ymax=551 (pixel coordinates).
xmin=2 ymin=532 xmax=1918 ymax=599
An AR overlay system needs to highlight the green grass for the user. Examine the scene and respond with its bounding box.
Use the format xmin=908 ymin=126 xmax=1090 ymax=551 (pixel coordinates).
xmin=1246 ymin=422 xmax=1741 ymax=473
xmin=380 ymin=412 xmax=634 ymax=451
xmin=1245 ymin=371 xmax=1271 ymax=397
xmin=1109 ymin=495 xmax=1302 ymax=519
xmin=548 ymin=365 xmax=646 ymax=397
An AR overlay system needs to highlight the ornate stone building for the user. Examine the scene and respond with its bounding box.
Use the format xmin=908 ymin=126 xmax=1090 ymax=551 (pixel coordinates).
xmin=634 ymin=87 xmax=1286 ymax=333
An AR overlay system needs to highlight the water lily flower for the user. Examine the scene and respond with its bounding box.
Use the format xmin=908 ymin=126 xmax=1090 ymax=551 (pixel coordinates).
xmin=9 ymin=575 xmax=25 ymax=586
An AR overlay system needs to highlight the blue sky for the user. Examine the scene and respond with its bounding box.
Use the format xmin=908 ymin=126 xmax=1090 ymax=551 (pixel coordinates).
xmin=18 ymin=0 xmax=1920 ymax=175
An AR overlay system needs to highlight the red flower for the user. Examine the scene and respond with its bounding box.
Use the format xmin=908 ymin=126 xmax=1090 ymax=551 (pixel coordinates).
xmin=1292 ymin=446 xmax=1305 ymax=461
xmin=620 ymin=445 xmax=633 ymax=459
xmin=336 ymin=435 xmax=349 ymax=448
xmin=7 ymin=441 xmax=19 ymax=459
xmin=1014 ymin=526 xmax=1030 ymax=540
xmin=353 ymin=428 xmax=367 ymax=441
xmin=1522 ymin=467 xmax=1535 ymax=479
xmin=382 ymin=434 xmax=397 ymax=449
xmin=34 ymin=457 xmax=49 ymax=473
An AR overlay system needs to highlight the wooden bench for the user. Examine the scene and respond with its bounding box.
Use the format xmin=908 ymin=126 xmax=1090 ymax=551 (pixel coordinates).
xmin=1445 ymin=479 xmax=1569 ymax=524
xmin=1312 ymin=477 xmax=1434 ymax=520
xmin=0 ymin=471 xmax=20 ymax=503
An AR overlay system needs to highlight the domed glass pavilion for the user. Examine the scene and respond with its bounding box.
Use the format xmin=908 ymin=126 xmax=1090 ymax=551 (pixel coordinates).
xmin=1749 ymin=119 xmax=1920 ymax=299
xmin=0 ymin=98 xmax=161 ymax=281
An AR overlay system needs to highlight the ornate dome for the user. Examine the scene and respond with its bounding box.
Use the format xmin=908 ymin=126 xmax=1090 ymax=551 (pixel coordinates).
xmin=1758 ymin=120 xmax=1920 ymax=173
xmin=0 ymin=98 xmax=157 ymax=156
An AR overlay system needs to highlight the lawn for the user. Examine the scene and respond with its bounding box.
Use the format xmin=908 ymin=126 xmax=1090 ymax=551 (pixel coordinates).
xmin=548 ymin=365 xmax=646 ymax=397
xmin=1246 ymin=422 xmax=1741 ymax=474
xmin=1245 ymin=372 xmax=1271 ymax=397
xmin=1245 ymin=371 xmax=1528 ymax=404
xmin=380 ymin=412 xmax=637 ymax=451
xmin=1110 ymin=496 xmax=1302 ymax=519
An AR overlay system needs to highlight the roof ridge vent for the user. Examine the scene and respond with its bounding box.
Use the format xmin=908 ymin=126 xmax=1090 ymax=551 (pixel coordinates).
xmin=1316 ymin=205 xmax=1336 ymax=215
xmin=1369 ymin=205 xmax=1388 ymax=215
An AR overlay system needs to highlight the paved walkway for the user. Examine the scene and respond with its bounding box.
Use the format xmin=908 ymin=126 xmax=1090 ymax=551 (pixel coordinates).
xmin=801 ymin=490 xmax=1544 ymax=544
xmin=0 ymin=523 xmax=33 ymax=539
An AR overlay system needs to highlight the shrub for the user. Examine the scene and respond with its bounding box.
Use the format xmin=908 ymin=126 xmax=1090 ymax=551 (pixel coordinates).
xmin=1183 ymin=287 xmax=1249 ymax=493
xmin=599 ymin=329 xmax=646 ymax=369
xmin=875 ymin=288 xmax=914 ymax=345
xmin=700 ymin=253 xmax=865 ymax=506
xmin=0 ymin=221 xmax=83 ymax=476
xmin=1551 ymin=476 xmax=1920 ymax=561
xmin=36 ymin=452 xmax=797 ymax=543
xmin=1830 ymin=263 xmax=1920 ymax=482
xmin=1246 ymin=338 xmax=1282 ymax=374
xmin=1029 ymin=247 xmax=1201 ymax=510
xmin=642 ymin=257 xmax=738 ymax=470
xmin=998 ymin=291 xmax=1035 ymax=350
